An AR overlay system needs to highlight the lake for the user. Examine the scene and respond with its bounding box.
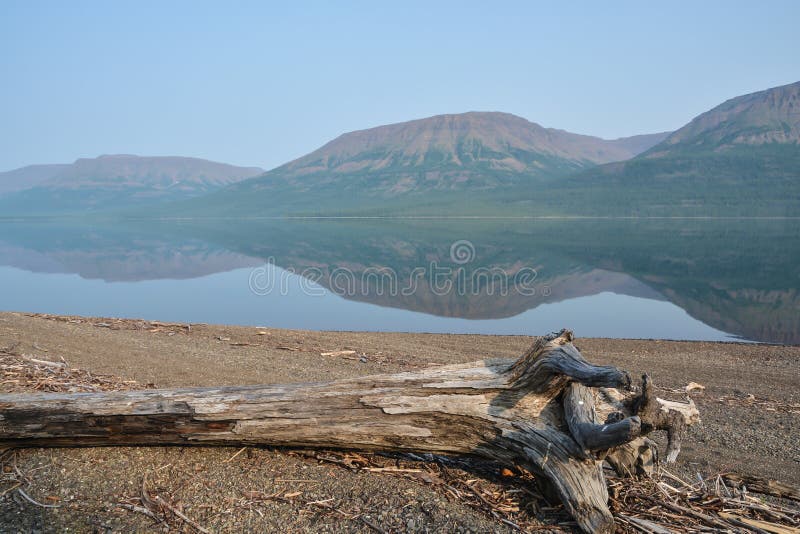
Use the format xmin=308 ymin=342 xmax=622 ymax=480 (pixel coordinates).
xmin=0 ymin=218 xmax=798 ymax=343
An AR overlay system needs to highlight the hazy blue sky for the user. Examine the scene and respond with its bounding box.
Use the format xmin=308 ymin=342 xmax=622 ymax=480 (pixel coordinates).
xmin=2 ymin=1 xmax=798 ymax=172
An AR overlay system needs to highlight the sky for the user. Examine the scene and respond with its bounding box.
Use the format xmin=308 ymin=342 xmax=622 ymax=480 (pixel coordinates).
xmin=1 ymin=1 xmax=799 ymax=173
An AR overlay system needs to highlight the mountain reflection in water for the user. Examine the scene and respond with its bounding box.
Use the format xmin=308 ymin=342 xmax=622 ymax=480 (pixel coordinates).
xmin=0 ymin=218 xmax=797 ymax=344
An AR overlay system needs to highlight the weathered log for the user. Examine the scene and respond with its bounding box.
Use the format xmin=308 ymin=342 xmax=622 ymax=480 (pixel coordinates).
xmin=0 ymin=330 xmax=699 ymax=533
xmin=722 ymin=473 xmax=800 ymax=502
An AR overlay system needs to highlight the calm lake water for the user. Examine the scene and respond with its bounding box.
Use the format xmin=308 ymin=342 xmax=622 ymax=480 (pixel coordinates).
xmin=0 ymin=218 xmax=798 ymax=343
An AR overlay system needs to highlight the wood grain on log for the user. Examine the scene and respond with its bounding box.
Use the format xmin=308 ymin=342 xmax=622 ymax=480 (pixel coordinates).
xmin=0 ymin=330 xmax=699 ymax=533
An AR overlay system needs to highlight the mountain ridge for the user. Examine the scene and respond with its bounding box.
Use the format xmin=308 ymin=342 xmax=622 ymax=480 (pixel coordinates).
xmin=277 ymin=112 xmax=668 ymax=176
xmin=647 ymin=80 xmax=800 ymax=154
xmin=0 ymin=155 xmax=264 ymax=214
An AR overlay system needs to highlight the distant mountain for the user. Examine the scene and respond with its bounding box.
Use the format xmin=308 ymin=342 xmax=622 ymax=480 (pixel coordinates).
xmin=180 ymin=112 xmax=668 ymax=216
xmin=547 ymin=81 xmax=800 ymax=216
xmin=0 ymin=155 xmax=263 ymax=215
xmin=607 ymin=133 xmax=674 ymax=156
xmin=0 ymin=164 xmax=69 ymax=196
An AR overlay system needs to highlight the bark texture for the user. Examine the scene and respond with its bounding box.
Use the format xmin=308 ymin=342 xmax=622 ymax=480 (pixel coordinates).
xmin=0 ymin=330 xmax=699 ymax=533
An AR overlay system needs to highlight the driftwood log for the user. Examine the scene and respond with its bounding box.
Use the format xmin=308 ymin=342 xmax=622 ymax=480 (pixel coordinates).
xmin=0 ymin=330 xmax=699 ymax=533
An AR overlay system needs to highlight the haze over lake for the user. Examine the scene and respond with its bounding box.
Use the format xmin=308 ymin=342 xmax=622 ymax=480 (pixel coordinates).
xmin=1 ymin=218 xmax=796 ymax=343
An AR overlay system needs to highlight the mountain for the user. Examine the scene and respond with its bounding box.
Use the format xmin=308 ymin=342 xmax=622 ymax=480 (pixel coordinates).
xmin=0 ymin=164 xmax=69 ymax=196
xmin=648 ymin=80 xmax=800 ymax=153
xmin=0 ymin=155 xmax=263 ymax=215
xmin=546 ymin=81 xmax=800 ymax=216
xmin=178 ymin=112 xmax=668 ymax=216
xmin=274 ymin=112 xmax=666 ymax=179
xmin=607 ymin=133 xmax=675 ymax=156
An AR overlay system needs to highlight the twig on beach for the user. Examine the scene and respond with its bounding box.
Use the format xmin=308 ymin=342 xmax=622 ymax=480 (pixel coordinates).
xmin=16 ymin=487 xmax=61 ymax=508
xmin=359 ymin=515 xmax=388 ymax=533
xmin=140 ymin=472 xmax=210 ymax=534
xmin=153 ymin=494 xmax=211 ymax=534
xmin=320 ymin=350 xmax=356 ymax=357
xmin=117 ymin=502 xmax=164 ymax=523
xmin=22 ymin=356 xmax=66 ymax=368
xmin=224 ymin=447 xmax=248 ymax=463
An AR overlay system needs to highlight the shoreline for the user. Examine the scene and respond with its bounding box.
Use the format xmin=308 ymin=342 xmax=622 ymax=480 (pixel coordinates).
xmin=0 ymin=309 xmax=777 ymax=347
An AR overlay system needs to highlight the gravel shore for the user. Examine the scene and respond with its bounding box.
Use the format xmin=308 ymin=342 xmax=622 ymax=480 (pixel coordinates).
xmin=1 ymin=311 xmax=798 ymax=532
